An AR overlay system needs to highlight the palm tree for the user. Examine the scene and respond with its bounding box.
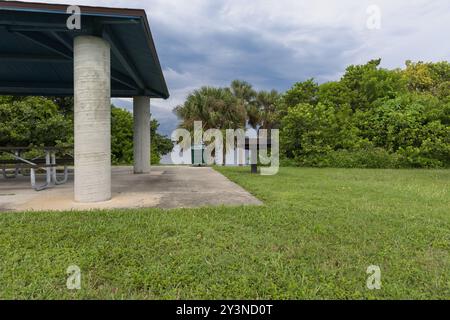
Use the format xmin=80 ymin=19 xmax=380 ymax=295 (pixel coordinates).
xmin=256 ymin=90 xmax=280 ymax=130
xmin=174 ymin=87 xmax=247 ymax=165
xmin=174 ymin=86 xmax=247 ymax=131
xmin=229 ymin=80 xmax=256 ymax=104
xmin=229 ymin=80 xmax=260 ymax=129
xmin=229 ymin=80 xmax=281 ymax=130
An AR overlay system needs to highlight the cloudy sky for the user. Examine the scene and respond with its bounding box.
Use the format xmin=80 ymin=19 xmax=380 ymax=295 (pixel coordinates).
xmin=19 ymin=0 xmax=450 ymax=135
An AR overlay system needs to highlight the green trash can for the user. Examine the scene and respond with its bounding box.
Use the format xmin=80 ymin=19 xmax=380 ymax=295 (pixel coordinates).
xmin=191 ymin=144 xmax=206 ymax=166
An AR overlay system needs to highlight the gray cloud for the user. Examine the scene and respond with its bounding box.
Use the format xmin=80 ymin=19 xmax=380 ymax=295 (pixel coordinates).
xmin=20 ymin=0 xmax=450 ymax=135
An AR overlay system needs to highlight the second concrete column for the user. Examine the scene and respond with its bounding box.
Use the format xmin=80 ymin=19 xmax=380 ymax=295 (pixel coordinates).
xmin=133 ymin=96 xmax=151 ymax=174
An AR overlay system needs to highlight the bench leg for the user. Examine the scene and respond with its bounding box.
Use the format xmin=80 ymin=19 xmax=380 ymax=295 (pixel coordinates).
xmin=46 ymin=152 xmax=52 ymax=185
xmin=30 ymin=168 xmax=50 ymax=191
xmin=30 ymin=152 xmax=53 ymax=191
xmin=51 ymin=153 xmax=69 ymax=185
xmin=14 ymin=151 xmax=20 ymax=177
xmin=53 ymin=165 xmax=69 ymax=185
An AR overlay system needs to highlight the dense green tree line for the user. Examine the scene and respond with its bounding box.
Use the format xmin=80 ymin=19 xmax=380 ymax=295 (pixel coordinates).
xmin=1 ymin=59 xmax=448 ymax=168
xmin=0 ymin=96 xmax=173 ymax=164
xmin=111 ymin=107 xmax=173 ymax=164
xmin=174 ymin=59 xmax=449 ymax=168
xmin=279 ymin=60 xmax=449 ymax=168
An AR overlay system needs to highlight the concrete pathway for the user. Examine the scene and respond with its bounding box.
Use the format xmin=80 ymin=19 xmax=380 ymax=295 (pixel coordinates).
xmin=0 ymin=166 xmax=262 ymax=212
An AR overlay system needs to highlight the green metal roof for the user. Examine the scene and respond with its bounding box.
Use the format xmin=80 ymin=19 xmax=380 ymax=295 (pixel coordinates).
xmin=0 ymin=1 xmax=169 ymax=98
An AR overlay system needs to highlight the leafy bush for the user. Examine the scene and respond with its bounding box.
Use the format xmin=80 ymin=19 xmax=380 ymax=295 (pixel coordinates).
xmin=281 ymin=102 xmax=364 ymax=159
xmin=111 ymin=107 xmax=134 ymax=165
xmin=279 ymin=60 xmax=450 ymax=169
xmin=0 ymin=96 xmax=72 ymax=147
xmin=0 ymin=98 xmax=173 ymax=165
xmin=111 ymin=107 xmax=174 ymax=165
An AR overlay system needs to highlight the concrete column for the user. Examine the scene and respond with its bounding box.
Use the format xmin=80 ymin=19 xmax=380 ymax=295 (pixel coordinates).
xmin=133 ymin=96 xmax=151 ymax=174
xmin=74 ymin=36 xmax=111 ymax=203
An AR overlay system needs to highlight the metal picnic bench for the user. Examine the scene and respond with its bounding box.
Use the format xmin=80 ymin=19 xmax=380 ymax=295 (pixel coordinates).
xmin=0 ymin=146 xmax=73 ymax=191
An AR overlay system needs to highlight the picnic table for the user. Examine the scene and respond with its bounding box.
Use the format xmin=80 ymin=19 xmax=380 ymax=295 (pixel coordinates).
xmin=0 ymin=146 xmax=73 ymax=191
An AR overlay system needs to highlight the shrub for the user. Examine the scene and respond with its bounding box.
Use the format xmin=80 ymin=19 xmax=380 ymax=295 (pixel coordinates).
xmin=279 ymin=60 xmax=449 ymax=169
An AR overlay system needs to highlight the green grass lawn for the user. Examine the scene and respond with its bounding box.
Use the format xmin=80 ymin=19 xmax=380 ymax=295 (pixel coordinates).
xmin=0 ymin=167 xmax=449 ymax=299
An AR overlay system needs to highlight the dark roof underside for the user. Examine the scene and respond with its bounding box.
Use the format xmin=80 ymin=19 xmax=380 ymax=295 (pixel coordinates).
xmin=0 ymin=1 xmax=169 ymax=98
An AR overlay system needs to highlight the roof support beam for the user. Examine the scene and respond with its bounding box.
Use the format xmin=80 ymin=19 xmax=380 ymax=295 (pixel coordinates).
xmin=13 ymin=30 xmax=72 ymax=59
xmin=0 ymin=52 xmax=142 ymax=91
xmin=2 ymin=40 xmax=141 ymax=93
xmin=0 ymin=15 xmax=138 ymax=29
xmin=144 ymin=87 xmax=169 ymax=98
xmin=45 ymin=31 xmax=139 ymax=91
xmin=103 ymin=26 xmax=146 ymax=90
xmin=0 ymin=13 xmax=94 ymax=33
xmin=0 ymin=18 xmax=67 ymax=29
xmin=49 ymin=31 xmax=73 ymax=51
xmin=7 ymin=26 xmax=69 ymax=32
xmin=0 ymin=53 xmax=69 ymax=63
xmin=100 ymin=19 xmax=140 ymax=25
xmin=111 ymin=71 xmax=140 ymax=91
xmin=0 ymin=82 xmax=148 ymax=97
xmin=0 ymin=81 xmax=72 ymax=95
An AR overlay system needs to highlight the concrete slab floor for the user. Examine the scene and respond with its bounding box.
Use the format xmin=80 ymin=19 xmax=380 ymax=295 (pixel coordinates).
xmin=0 ymin=166 xmax=262 ymax=212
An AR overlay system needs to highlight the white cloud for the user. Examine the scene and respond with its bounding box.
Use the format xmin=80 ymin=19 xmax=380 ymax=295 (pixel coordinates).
xmin=16 ymin=0 xmax=450 ymax=134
